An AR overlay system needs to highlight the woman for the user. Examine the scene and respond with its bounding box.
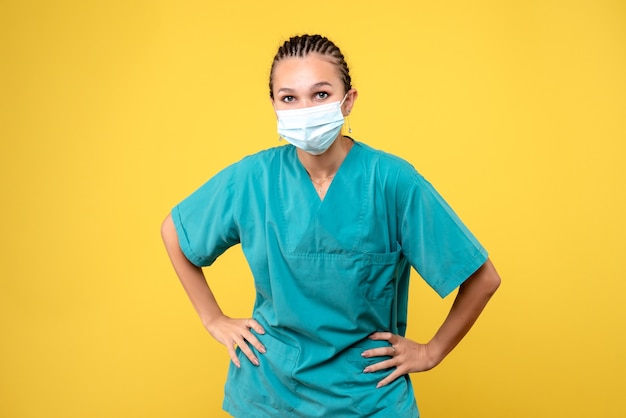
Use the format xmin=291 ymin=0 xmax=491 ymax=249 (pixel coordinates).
xmin=162 ymin=34 xmax=501 ymax=417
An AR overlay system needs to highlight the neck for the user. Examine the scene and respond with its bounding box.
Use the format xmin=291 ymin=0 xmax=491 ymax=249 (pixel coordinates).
xmin=297 ymin=136 xmax=353 ymax=180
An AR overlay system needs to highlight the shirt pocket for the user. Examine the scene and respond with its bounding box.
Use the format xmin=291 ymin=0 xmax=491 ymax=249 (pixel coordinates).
xmin=358 ymin=248 xmax=403 ymax=303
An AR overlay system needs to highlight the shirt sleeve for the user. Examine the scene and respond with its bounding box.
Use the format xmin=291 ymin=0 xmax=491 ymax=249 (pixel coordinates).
xmin=171 ymin=164 xmax=241 ymax=267
xmin=398 ymin=172 xmax=489 ymax=298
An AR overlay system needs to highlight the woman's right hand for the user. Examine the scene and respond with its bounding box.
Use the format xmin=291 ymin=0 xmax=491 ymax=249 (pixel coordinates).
xmin=205 ymin=315 xmax=266 ymax=368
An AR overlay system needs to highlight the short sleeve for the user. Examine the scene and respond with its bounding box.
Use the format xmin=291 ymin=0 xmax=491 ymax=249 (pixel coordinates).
xmin=171 ymin=165 xmax=241 ymax=267
xmin=398 ymin=173 xmax=488 ymax=298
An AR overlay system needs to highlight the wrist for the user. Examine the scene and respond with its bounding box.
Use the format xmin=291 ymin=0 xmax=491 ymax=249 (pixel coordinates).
xmin=425 ymin=339 xmax=447 ymax=368
xmin=201 ymin=312 xmax=227 ymax=333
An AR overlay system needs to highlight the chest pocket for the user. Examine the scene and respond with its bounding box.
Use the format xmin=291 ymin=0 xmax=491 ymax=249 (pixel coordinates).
xmin=357 ymin=248 xmax=403 ymax=303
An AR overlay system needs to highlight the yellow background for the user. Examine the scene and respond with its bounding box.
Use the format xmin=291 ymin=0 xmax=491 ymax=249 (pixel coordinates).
xmin=1 ymin=0 xmax=625 ymax=416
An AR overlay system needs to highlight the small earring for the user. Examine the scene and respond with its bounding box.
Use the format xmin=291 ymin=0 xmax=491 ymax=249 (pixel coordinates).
xmin=347 ymin=117 xmax=352 ymax=134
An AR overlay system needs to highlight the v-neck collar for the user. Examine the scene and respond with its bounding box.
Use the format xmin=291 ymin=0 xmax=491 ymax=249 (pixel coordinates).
xmin=279 ymin=140 xmax=367 ymax=255
xmin=294 ymin=140 xmax=361 ymax=203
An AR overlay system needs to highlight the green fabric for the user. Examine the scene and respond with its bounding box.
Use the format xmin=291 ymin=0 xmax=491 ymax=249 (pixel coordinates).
xmin=172 ymin=141 xmax=488 ymax=417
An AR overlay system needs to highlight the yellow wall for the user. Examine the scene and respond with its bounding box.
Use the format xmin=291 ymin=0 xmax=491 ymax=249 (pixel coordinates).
xmin=1 ymin=0 xmax=625 ymax=416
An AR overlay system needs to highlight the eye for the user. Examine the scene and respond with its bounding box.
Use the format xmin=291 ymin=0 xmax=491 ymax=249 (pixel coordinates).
xmin=315 ymin=91 xmax=329 ymax=100
xmin=281 ymin=95 xmax=295 ymax=103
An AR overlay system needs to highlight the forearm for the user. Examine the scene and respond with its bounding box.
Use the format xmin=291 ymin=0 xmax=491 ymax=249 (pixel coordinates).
xmin=161 ymin=214 xmax=266 ymax=366
xmin=161 ymin=214 xmax=225 ymax=328
xmin=428 ymin=259 xmax=501 ymax=365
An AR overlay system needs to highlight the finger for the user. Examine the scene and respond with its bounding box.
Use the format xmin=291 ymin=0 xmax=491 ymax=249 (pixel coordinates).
xmin=368 ymin=331 xmax=394 ymax=342
xmin=226 ymin=343 xmax=241 ymax=368
xmin=376 ymin=369 xmax=402 ymax=389
xmin=241 ymin=329 xmax=267 ymax=354
xmin=233 ymin=336 xmax=261 ymax=366
xmin=361 ymin=346 xmax=395 ymax=359
xmin=363 ymin=358 xmax=396 ymax=374
xmin=245 ymin=318 xmax=266 ymax=335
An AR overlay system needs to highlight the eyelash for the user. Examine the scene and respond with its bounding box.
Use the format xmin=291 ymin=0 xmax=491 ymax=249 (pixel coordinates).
xmin=281 ymin=92 xmax=330 ymax=103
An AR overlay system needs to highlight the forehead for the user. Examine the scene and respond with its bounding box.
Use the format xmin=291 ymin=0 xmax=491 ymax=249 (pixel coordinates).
xmin=272 ymin=53 xmax=342 ymax=90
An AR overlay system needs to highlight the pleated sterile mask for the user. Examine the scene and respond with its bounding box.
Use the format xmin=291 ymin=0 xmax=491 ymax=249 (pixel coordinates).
xmin=276 ymin=94 xmax=347 ymax=155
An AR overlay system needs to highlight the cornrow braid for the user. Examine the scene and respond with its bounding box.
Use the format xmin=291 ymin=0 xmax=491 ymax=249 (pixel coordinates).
xmin=269 ymin=34 xmax=352 ymax=99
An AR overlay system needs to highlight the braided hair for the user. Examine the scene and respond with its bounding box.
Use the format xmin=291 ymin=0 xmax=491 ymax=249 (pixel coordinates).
xmin=269 ymin=34 xmax=352 ymax=99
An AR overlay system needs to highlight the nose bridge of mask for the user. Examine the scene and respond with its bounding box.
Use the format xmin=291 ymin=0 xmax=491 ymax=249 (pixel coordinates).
xmin=307 ymin=102 xmax=342 ymax=127
xmin=277 ymin=101 xmax=343 ymax=132
xmin=278 ymin=93 xmax=347 ymax=118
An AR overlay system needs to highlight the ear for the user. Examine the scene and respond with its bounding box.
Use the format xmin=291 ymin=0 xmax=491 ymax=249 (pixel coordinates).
xmin=343 ymin=88 xmax=358 ymax=116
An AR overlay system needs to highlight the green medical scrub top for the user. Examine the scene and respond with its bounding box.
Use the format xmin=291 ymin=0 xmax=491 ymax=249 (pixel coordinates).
xmin=172 ymin=141 xmax=488 ymax=417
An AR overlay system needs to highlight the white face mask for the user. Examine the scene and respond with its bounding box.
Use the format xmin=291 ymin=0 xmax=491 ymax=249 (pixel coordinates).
xmin=276 ymin=95 xmax=347 ymax=155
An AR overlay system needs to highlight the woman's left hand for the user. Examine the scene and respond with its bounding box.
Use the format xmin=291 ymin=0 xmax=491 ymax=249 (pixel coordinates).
xmin=361 ymin=332 xmax=441 ymax=388
xmin=362 ymin=260 xmax=501 ymax=388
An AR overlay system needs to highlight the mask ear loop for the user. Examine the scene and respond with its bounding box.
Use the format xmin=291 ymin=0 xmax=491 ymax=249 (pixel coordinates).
xmin=340 ymin=93 xmax=349 ymax=107
xmin=341 ymin=92 xmax=352 ymax=134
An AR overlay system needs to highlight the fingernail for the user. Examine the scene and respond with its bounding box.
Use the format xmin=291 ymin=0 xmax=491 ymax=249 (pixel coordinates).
xmin=253 ymin=358 xmax=260 ymax=366
xmin=259 ymin=346 xmax=266 ymax=354
xmin=363 ymin=367 xmax=370 ymax=373
xmin=361 ymin=351 xmax=367 ymax=357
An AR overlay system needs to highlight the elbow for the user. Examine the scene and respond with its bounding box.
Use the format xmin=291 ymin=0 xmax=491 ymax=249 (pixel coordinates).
xmin=463 ymin=259 xmax=501 ymax=298
xmin=161 ymin=215 xmax=169 ymax=242
xmin=161 ymin=213 xmax=176 ymax=246
xmin=482 ymin=259 xmax=501 ymax=297
xmin=487 ymin=271 xmax=501 ymax=297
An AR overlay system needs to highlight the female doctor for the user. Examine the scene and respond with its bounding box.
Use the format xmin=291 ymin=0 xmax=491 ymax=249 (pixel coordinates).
xmin=161 ymin=34 xmax=501 ymax=417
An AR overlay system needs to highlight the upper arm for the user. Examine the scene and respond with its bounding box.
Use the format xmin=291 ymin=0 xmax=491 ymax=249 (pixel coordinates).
xmin=161 ymin=213 xmax=178 ymax=250
xmin=161 ymin=212 xmax=205 ymax=276
xmin=161 ymin=213 xmax=185 ymax=262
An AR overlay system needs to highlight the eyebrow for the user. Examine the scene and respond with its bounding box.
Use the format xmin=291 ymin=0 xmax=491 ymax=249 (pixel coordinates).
xmin=277 ymin=81 xmax=334 ymax=94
